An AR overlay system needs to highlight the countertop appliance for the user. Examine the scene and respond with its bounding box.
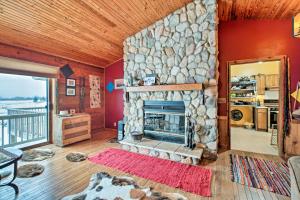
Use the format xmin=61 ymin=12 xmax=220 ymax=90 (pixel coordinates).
xmin=264 ymin=99 xmax=279 ymax=130
xmin=263 ymin=99 xmax=279 ymax=107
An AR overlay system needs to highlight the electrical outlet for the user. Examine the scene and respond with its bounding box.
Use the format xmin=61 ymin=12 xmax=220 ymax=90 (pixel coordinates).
xmin=113 ymin=122 xmax=117 ymax=127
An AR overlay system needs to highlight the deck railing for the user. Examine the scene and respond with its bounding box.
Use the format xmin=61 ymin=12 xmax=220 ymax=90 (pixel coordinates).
xmin=0 ymin=107 xmax=48 ymax=147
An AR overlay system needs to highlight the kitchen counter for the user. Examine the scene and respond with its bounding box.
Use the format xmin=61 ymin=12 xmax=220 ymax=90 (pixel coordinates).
xmin=230 ymin=104 xmax=269 ymax=109
xmin=255 ymin=106 xmax=269 ymax=109
xmin=230 ymin=104 xmax=255 ymax=107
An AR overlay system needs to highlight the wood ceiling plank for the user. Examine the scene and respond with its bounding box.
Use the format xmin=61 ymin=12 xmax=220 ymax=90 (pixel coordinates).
xmin=0 ymin=0 xmax=123 ymax=54
xmin=38 ymin=0 xmax=124 ymax=46
xmin=0 ymin=0 xmax=119 ymax=65
xmin=3 ymin=6 xmax=122 ymax=61
xmin=278 ymin=0 xmax=300 ymax=19
xmin=218 ymin=0 xmax=233 ymax=21
xmin=0 ymin=24 xmax=111 ymax=66
xmin=87 ymin=0 xmax=136 ymax=32
xmin=15 ymin=0 xmax=124 ymax=52
xmin=0 ymin=0 xmax=299 ymax=67
xmin=73 ymin=0 xmax=116 ymax=28
xmin=103 ymin=0 xmax=147 ymax=30
xmin=219 ymin=0 xmax=300 ymax=21
xmin=0 ymin=0 xmax=192 ymax=67
xmin=0 ymin=17 xmax=119 ymax=60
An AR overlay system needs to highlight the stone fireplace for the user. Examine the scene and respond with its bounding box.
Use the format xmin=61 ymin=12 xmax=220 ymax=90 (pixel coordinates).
xmin=123 ymin=0 xmax=218 ymax=158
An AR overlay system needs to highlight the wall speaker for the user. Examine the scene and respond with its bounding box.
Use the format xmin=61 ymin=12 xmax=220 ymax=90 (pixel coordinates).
xmin=60 ymin=64 xmax=74 ymax=78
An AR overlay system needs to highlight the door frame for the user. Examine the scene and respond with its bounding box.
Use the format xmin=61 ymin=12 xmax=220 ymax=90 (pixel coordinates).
xmin=226 ymin=56 xmax=289 ymax=157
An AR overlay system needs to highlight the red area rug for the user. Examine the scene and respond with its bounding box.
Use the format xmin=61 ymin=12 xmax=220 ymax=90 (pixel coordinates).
xmin=88 ymin=148 xmax=212 ymax=197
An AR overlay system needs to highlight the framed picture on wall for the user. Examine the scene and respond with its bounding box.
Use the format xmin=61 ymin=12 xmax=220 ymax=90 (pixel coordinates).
xmin=69 ymin=109 xmax=76 ymax=114
xmin=293 ymin=13 xmax=300 ymax=38
xmin=114 ymin=79 xmax=125 ymax=89
xmin=66 ymin=78 xmax=76 ymax=87
xmin=66 ymin=87 xmax=76 ymax=96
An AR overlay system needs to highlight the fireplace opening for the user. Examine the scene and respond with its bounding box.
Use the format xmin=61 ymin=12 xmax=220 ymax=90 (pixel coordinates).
xmin=143 ymin=101 xmax=186 ymax=144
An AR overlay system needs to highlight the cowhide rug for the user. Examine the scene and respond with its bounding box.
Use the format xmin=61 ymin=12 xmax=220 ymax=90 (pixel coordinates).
xmin=62 ymin=172 xmax=187 ymax=200
xmin=66 ymin=152 xmax=87 ymax=162
xmin=17 ymin=164 xmax=44 ymax=178
xmin=22 ymin=148 xmax=55 ymax=161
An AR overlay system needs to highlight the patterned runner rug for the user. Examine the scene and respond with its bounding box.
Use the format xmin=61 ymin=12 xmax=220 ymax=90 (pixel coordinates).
xmin=230 ymin=154 xmax=290 ymax=196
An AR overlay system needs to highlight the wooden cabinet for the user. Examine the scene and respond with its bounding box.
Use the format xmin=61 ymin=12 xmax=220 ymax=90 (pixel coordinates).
xmin=265 ymin=74 xmax=279 ymax=89
xmin=54 ymin=113 xmax=91 ymax=147
xmin=255 ymin=107 xmax=268 ymax=131
xmin=255 ymin=74 xmax=279 ymax=94
xmin=256 ymin=74 xmax=266 ymax=95
xmin=285 ymin=120 xmax=300 ymax=156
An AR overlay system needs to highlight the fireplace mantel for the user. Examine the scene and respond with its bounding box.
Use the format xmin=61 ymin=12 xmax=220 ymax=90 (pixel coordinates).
xmin=125 ymin=83 xmax=203 ymax=93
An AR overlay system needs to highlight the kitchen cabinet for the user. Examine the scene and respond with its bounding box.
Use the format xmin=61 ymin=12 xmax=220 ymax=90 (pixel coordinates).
xmin=265 ymin=74 xmax=279 ymax=89
xmin=256 ymin=74 xmax=266 ymax=95
xmin=255 ymin=107 xmax=268 ymax=131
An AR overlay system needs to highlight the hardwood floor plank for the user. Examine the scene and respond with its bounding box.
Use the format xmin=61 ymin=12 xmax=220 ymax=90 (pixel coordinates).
xmin=262 ymin=190 xmax=274 ymax=200
xmin=233 ymin=183 xmax=240 ymax=200
xmin=244 ymin=185 xmax=253 ymax=200
xmin=221 ymin=150 xmax=235 ymax=200
xmin=249 ymin=187 xmax=262 ymax=200
xmin=270 ymin=192 xmax=279 ymax=200
xmin=237 ymin=184 xmax=248 ymax=200
xmin=256 ymin=189 xmax=267 ymax=200
xmin=0 ymin=130 xmax=291 ymax=200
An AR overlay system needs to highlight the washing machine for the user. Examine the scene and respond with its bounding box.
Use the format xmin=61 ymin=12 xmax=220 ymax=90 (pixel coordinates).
xmin=230 ymin=105 xmax=254 ymax=126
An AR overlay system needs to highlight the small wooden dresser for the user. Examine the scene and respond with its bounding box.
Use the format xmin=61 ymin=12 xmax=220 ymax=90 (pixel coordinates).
xmin=54 ymin=113 xmax=91 ymax=147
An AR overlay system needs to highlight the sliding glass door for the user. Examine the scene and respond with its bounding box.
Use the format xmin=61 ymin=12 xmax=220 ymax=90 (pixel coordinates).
xmin=0 ymin=73 xmax=49 ymax=147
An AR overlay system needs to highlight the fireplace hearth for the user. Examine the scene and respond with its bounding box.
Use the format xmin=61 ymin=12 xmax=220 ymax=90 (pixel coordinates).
xmin=143 ymin=101 xmax=186 ymax=144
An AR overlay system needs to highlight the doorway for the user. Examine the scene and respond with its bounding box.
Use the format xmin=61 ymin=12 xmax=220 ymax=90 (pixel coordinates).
xmin=228 ymin=57 xmax=287 ymax=156
xmin=0 ymin=73 xmax=49 ymax=148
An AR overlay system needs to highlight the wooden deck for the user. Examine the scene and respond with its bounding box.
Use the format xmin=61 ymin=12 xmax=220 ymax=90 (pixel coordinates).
xmin=0 ymin=130 xmax=290 ymax=200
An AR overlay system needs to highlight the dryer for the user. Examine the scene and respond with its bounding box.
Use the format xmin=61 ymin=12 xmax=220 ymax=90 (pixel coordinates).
xmin=230 ymin=105 xmax=254 ymax=126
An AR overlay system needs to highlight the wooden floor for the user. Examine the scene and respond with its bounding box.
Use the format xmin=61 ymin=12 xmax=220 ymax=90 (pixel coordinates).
xmin=0 ymin=130 xmax=290 ymax=200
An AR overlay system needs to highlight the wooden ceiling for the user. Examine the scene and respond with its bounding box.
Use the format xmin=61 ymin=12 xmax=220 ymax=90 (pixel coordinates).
xmin=219 ymin=0 xmax=300 ymax=21
xmin=0 ymin=0 xmax=192 ymax=67
xmin=0 ymin=0 xmax=299 ymax=68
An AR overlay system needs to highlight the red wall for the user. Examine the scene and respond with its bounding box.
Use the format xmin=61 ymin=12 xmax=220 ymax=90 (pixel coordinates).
xmin=105 ymin=59 xmax=124 ymax=129
xmin=103 ymin=20 xmax=300 ymax=128
xmin=218 ymin=20 xmax=300 ymax=116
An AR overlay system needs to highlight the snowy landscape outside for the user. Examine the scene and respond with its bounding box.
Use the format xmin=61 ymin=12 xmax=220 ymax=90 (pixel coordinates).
xmin=0 ymin=73 xmax=48 ymax=147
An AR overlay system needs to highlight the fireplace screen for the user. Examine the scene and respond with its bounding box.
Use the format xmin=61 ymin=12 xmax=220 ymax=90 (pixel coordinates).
xmin=143 ymin=101 xmax=185 ymax=144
